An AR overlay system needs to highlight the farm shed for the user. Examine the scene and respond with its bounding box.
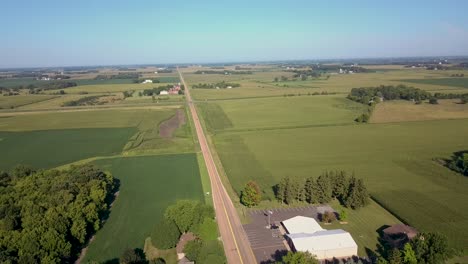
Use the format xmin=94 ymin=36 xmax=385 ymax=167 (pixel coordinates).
xmin=282 ymin=216 xmax=358 ymax=260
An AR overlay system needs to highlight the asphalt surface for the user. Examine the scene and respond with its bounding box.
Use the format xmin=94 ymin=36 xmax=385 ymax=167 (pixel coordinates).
xmin=178 ymin=70 xmax=257 ymax=264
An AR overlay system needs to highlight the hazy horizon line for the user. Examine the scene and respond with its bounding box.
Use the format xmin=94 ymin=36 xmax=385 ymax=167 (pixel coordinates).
xmin=2 ymin=54 xmax=468 ymax=70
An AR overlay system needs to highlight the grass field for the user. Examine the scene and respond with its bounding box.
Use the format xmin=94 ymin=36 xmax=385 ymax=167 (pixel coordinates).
xmin=212 ymin=119 xmax=468 ymax=249
xmin=401 ymin=77 xmax=468 ymax=89
xmin=84 ymin=154 xmax=204 ymax=263
xmin=371 ymin=99 xmax=468 ymax=123
xmin=198 ymin=95 xmax=366 ymax=132
xmin=0 ymin=128 xmax=135 ymax=170
xmin=0 ymin=95 xmax=57 ymax=109
xmin=323 ymin=200 xmax=402 ymax=256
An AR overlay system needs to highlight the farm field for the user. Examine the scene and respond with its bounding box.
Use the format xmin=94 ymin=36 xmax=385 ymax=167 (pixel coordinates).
xmin=212 ymin=119 xmax=468 ymax=248
xmin=401 ymin=77 xmax=468 ymax=89
xmin=0 ymin=77 xmax=46 ymax=88
xmin=0 ymin=94 xmax=57 ymax=109
xmin=371 ymin=99 xmax=468 ymax=123
xmin=187 ymin=68 xmax=468 ymax=100
xmin=45 ymin=83 xmax=153 ymax=94
xmin=198 ymin=95 xmax=366 ymax=132
xmin=84 ymin=154 xmax=204 ymax=263
xmin=0 ymin=128 xmax=135 ymax=170
xmin=0 ymin=106 xmax=193 ymax=170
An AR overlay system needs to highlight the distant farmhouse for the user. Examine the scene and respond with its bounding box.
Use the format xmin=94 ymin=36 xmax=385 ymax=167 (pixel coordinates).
xmin=282 ymin=216 xmax=358 ymax=260
xmin=142 ymin=79 xmax=153 ymax=84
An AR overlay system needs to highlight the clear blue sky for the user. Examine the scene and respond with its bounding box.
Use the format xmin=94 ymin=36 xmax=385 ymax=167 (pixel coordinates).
xmin=2 ymin=0 xmax=468 ymax=67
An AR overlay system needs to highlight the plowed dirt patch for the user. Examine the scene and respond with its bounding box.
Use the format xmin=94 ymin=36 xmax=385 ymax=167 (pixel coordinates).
xmin=159 ymin=109 xmax=186 ymax=138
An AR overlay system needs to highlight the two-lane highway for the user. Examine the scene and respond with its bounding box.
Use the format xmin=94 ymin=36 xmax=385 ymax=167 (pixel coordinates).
xmin=178 ymin=69 xmax=256 ymax=264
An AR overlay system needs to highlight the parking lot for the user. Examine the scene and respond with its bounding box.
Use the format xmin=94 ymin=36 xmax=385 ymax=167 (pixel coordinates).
xmin=243 ymin=205 xmax=334 ymax=263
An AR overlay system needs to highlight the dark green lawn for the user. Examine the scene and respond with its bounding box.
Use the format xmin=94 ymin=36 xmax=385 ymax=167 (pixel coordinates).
xmin=84 ymin=154 xmax=204 ymax=262
xmin=401 ymin=78 xmax=468 ymax=89
xmin=0 ymin=128 xmax=135 ymax=170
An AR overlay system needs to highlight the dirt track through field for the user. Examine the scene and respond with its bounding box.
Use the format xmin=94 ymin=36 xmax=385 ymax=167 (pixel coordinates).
xmin=179 ymin=69 xmax=256 ymax=264
xmin=159 ymin=109 xmax=186 ymax=138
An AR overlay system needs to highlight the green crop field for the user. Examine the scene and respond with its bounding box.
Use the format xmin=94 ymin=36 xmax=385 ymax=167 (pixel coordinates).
xmin=0 ymin=128 xmax=135 ymax=170
xmin=190 ymin=70 xmax=468 ymax=251
xmin=401 ymin=77 xmax=468 ymax=89
xmin=45 ymin=83 xmax=153 ymax=94
xmin=212 ymin=119 xmax=468 ymax=248
xmin=0 ymin=78 xmax=45 ymax=88
xmin=73 ymin=79 xmax=135 ymax=85
xmin=198 ymin=95 xmax=366 ymax=132
xmin=84 ymin=154 xmax=204 ymax=263
xmin=0 ymin=107 xmax=177 ymax=131
xmin=0 ymin=107 xmax=192 ymax=171
xmin=0 ymin=95 xmax=57 ymax=109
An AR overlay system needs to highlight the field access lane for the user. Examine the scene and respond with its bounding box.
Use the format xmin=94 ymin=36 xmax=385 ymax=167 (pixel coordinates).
xmin=179 ymin=70 xmax=256 ymax=264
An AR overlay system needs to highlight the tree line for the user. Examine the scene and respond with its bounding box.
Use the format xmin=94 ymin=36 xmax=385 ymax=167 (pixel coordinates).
xmin=273 ymin=171 xmax=369 ymax=209
xmin=0 ymin=165 xmax=116 ymax=263
xmin=348 ymin=85 xmax=432 ymax=104
xmin=94 ymin=73 xmax=140 ymax=80
xmin=192 ymin=81 xmax=240 ymax=89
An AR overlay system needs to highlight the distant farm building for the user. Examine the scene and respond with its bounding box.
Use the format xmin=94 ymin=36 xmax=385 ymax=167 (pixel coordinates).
xmin=142 ymin=79 xmax=153 ymax=84
xmin=159 ymin=90 xmax=169 ymax=95
xmin=383 ymin=224 xmax=418 ymax=249
xmin=282 ymin=216 xmax=358 ymax=260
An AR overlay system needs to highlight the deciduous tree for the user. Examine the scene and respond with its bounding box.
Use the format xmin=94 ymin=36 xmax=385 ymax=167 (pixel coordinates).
xmin=240 ymin=181 xmax=261 ymax=207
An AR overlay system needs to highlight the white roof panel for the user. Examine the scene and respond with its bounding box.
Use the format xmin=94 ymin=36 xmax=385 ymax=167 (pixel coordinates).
xmin=281 ymin=215 xmax=324 ymax=234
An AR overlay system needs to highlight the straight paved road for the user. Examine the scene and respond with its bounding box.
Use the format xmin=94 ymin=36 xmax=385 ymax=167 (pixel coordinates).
xmin=179 ymin=70 xmax=257 ymax=264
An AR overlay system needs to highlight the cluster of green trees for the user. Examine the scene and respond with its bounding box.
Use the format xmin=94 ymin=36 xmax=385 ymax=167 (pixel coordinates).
xmin=291 ymin=70 xmax=322 ymax=79
xmin=24 ymin=81 xmax=78 ymax=92
xmin=433 ymin=92 xmax=468 ymax=104
xmin=151 ymin=200 xmax=213 ymax=248
xmin=157 ymin=69 xmax=173 ymax=73
xmin=123 ymin=90 xmax=134 ymax=98
xmin=274 ymin=171 xmax=370 ymax=209
xmin=378 ymin=233 xmax=452 ymax=264
xmin=94 ymin=73 xmax=140 ymax=80
xmin=234 ymin=66 xmax=252 ymax=70
xmin=450 ymin=73 xmax=465 ymax=77
xmin=142 ymin=85 xmax=174 ymax=96
xmin=150 ymin=200 xmax=225 ymax=263
xmin=0 ymin=165 xmax=116 ymax=263
xmin=348 ymin=85 xmax=431 ymax=104
xmin=192 ymin=81 xmax=240 ymax=89
xmin=447 ymin=151 xmax=468 ymax=176
xmin=193 ymin=70 xmax=253 ymax=75
xmin=62 ymin=95 xmax=105 ymax=107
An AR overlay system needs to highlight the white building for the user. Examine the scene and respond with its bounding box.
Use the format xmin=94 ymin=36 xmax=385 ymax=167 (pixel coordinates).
xmin=142 ymin=79 xmax=153 ymax=84
xmin=282 ymin=216 xmax=358 ymax=260
xmin=159 ymin=90 xmax=169 ymax=95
